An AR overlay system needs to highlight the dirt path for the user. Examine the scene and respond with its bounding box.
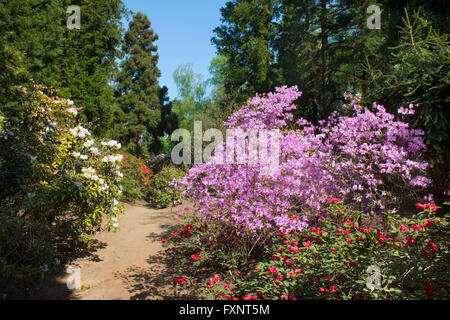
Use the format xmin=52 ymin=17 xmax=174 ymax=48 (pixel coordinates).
xmin=33 ymin=201 xmax=196 ymax=300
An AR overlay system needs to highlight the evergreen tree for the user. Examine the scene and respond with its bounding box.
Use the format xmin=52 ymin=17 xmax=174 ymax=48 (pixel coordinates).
xmin=56 ymin=0 xmax=125 ymax=135
xmin=212 ymin=0 xmax=280 ymax=104
xmin=113 ymin=12 xmax=161 ymax=158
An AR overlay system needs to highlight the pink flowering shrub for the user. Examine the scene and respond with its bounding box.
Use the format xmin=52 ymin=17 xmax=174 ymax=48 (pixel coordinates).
xmin=201 ymin=200 xmax=449 ymax=300
xmin=176 ymin=86 xmax=431 ymax=236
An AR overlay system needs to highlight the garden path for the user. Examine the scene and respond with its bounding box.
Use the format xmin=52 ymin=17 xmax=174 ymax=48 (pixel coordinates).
xmin=33 ymin=201 xmax=195 ymax=300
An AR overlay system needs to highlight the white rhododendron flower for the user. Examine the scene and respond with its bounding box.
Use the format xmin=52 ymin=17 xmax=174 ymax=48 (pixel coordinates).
xmin=101 ymin=140 xmax=121 ymax=149
xmin=83 ymin=139 xmax=94 ymax=148
xmin=67 ymin=108 xmax=78 ymax=115
xmin=89 ymin=147 xmax=100 ymax=155
xmin=102 ymin=154 xmax=123 ymax=163
xmin=70 ymin=126 xmax=91 ymax=138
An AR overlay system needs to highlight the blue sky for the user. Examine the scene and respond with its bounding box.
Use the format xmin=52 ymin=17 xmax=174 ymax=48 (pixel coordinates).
xmin=123 ymin=0 xmax=226 ymax=100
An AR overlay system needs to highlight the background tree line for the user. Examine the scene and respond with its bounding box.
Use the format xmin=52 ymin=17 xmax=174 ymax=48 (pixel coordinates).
xmin=0 ymin=0 xmax=448 ymax=200
xmin=0 ymin=0 xmax=178 ymax=159
xmin=210 ymin=0 xmax=449 ymax=202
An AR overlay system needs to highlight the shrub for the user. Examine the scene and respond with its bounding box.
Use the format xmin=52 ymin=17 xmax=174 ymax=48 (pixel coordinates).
xmin=0 ymin=216 xmax=56 ymax=299
xmin=0 ymin=83 xmax=125 ymax=297
xmin=200 ymin=200 xmax=449 ymax=300
xmin=147 ymin=165 xmax=185 ymax=208
xmin=162 ymin=210 xmax=258 ymax=272
xmin=176 ymin=86 xmax=431 ymax=238
xmin=119 ymin=152 xmax=153 ymax=202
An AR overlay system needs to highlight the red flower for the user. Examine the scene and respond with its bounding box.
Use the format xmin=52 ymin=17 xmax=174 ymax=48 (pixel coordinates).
xmin=191 ymin=254 xmax=202 ymax=261
xmin=289 ymin=294 xmax=296 ymax=300
xmin=329 ymin=285 xmax=337 ymax=293
xmin=173 ymin=277 xmax=186 ymax=286
xmin=214 ymin=274 xmax=221 ymax=283
xmin=427 ymin=240 xmax=438 ymax=251
xmin=330 ymin=248 xmax=336 ymax=252
xmin=243 ymin=294 xmax=258 ymax=300
xmin=406 ymin=237 xmax=415 ymax=246
xmin=348 ymin=261 xmax=356 ymax=268
xmin=423 ymin=220 xmax=432 ymax=228
xmin=311 ymin=227 xmax=320 ymax=234
xmin=303 ymin=241 xmax=313 ymax=247
xmin=327 ymin=197 xmax=341 ymax=203
xmin=345 ymin=238 xmax=352 ymax=243
xmin=255 ymin=266 xmax=261 ymax=271
xmin=421 ymin=249 xmax=430 ymax=258
xmin=344 ymin=229 xmax=351 ymax=234
xmin=344 ymin=219 xmax=355 ymax=226
xmin=319 ymin=287 xmax=327 ymax=293
xmin=289 ymin=215 xmax=298 ymax=220
xmin=269 ymin=267 xmax=278 ymax=274
xmin=411 ymin=225 xmax=422 ymax=231
xmin=294 ymin=268 xmax=302 ymax=274
xmin=399 ymin=225 xmax=409 ymax=232
xmin=280 ymin=294 xmax=288 ymax=300
xmin=424 ymin=282 xmax=435 ymax=296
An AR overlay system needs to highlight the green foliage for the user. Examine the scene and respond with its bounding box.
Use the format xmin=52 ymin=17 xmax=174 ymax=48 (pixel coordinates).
xmin=147 ymin=165 xmax=185 ymax=208
xmin=200 ymin=201 xmax=449 ymax=300
xmin=162 ymin=213 xmax=257 ymax=272
xmin=0 ymin=216 xmax=56 ymax=299
xmin=112 ymin=12 xmax=162 ymax=158
xmin=0 ymin=0 xmax=126 ymax=134
xmin=0 ymin=85 xmax=125 ymax=243
xmin=173 ymin=63 xmax=219 ymax=133
xmin=212 ymin=0 xmax=279 ymax=105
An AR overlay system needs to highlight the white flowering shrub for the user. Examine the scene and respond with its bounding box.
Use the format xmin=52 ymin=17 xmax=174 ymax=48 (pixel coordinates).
xmin=0 ymin=84 xmax=125 ymax=246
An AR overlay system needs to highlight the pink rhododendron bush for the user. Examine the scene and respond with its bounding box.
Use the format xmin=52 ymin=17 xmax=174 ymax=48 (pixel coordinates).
xmin=164 ymin=87 xmax=448 ymax=299
xmin=176 ymin=86 xmax=432 ymax=237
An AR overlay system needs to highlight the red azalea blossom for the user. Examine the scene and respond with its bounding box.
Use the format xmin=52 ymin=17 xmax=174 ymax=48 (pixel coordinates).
xmin=303 ymin=241 xmax=313 ymax=247
xmin=327 ymin=197 xmax=341 ymax=203
xmin=191 ymin=254 xmax=202 ymax=261
xmin=427 ymin=241 xmax=438 ymax=251
xmin=423 ymin=220 xmax=432 ymax=228
xmin=289 ymin=294 xmax=296 ymax=300
xmin=345 ymin=238 xmax=352 ymax=243
xmin=348 ymin=261 xmax=356 ymax=267
xmin=214 ymin=274 xmax=221 ymax=283
xmin=424 ymin=282 xmax=436 ymax=296
xmin=399 ymin=225 xmax=409 ymax=232
xmin=421 ymin=249 xmax=430 ymax=258
xmin=406 ymin=237 xmax=415 ymax=246
xmin=173 ymin=277 xmax=186 ymax=286
xmin=330 ymin=248 xmax=336 ymax=252
xmin=281 ymin=294 xmax=288 ymax=300
xmin=329 ymin=285 xmax=337 ymax=293
xmin=269 ymin=267 xmax=278 ymax=274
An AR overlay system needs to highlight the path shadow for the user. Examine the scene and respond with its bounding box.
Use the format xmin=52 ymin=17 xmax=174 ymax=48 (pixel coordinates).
xmin=31 ymin=239 xmax=108 ymax=300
